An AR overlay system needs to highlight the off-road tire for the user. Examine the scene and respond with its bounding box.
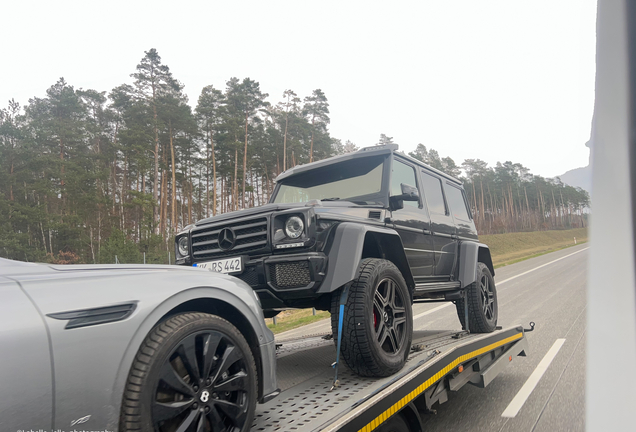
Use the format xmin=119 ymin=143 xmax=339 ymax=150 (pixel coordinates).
xmin=456 ymin=262 xmax=498 ymax=333
xmin=120 ymin=312 xmax=257 ymax=432
xmin=331 ymin=258 xmax=413 ymax=377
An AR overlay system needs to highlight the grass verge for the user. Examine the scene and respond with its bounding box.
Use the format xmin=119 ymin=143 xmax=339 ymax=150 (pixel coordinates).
xmin=265 ymin=309 xmax=330 ymax=334
xmin=482 ymin=228 xmax=587 ymax=268
xmin=492 ymin=241 xmax=587 ymax=269
xmin=266 ymin=227 xmax=588 ymax=334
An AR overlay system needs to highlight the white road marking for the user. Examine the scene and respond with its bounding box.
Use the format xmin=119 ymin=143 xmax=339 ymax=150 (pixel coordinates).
xmin=501 ymin=338 xmax=566 ymax=418
xmin=412 ymin=247 xmax=589 ymax=321
xmin=496 ymin=247 xmax=589 ymax=286
xmin=413 ymin=303 xmax=453 ymax=320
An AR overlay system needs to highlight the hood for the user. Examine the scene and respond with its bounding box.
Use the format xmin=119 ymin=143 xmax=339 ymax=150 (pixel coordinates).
xmin=0 ymin=258 xmax=224 ymax=280
xmin=194 ymin=203 xmax=294 ymax=226
xmin=192 ymin=200 xmax=383 ymax=228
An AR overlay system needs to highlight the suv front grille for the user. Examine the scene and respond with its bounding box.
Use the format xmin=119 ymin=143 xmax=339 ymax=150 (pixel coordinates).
xmin=191 ymin=217 xmax=268 ymax=260
xmin=268 ymin=261 xmax=311 ymax=289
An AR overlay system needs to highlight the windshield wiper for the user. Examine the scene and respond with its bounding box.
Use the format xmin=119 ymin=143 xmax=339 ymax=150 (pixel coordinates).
xmin=320 ymin=197 xmax=379 ymax=206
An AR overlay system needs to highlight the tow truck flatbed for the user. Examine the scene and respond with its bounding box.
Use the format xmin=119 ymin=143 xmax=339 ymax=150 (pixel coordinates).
xmin=252 ymin=325 xmax=529 ymax=432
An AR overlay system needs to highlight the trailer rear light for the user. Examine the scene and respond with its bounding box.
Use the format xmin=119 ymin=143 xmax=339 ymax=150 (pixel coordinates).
xmin=458 ymin=365 xmax=464 ymax=373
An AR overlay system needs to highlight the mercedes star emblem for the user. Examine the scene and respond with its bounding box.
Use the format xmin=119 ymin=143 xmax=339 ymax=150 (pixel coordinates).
xmin=218 ymin=228 xmax=236 ymax=251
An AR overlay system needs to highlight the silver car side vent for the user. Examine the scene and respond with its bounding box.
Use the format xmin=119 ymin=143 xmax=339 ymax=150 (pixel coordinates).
xmin=48 ymin=302 xmax=137 ymax=329
xmin=368 ymin=210 xmax=382 ymax=219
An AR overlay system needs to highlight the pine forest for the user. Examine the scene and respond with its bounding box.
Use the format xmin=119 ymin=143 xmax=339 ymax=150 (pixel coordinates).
xmin=0 ymin=49 xmax=590 ymax=264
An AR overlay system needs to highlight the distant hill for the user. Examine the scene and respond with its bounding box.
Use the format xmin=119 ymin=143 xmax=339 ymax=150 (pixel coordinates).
xmin=559 ymin=164 xmax=592 ymax=194
xmin=558 ymin=138 xmax=592 ymax=195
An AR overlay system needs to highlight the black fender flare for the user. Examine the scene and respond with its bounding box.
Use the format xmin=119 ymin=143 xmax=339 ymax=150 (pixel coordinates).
xmin=458 ymin=242 xmax=495 ymax=288
xmin=318 ymin=222 xmax=415 ymax=294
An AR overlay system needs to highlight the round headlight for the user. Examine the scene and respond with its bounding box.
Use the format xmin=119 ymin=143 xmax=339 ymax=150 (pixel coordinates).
xmin=177 ymin=236 xmax=189 ymax=256
xmin=285 ymin=216 xmax=304 ymax=239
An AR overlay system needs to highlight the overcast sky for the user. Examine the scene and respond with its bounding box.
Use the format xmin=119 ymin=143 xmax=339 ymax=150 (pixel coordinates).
xmin=2 ymin=0 xmax=596 ymax=178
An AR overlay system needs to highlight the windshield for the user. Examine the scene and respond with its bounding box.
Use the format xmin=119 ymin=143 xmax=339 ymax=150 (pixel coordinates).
xmin=272 ymin=155 xmax=386 ymax=204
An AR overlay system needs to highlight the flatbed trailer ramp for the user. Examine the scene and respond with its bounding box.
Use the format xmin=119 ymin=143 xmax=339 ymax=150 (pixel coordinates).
xmin=252 ymin=325 xmax=529 ymax=432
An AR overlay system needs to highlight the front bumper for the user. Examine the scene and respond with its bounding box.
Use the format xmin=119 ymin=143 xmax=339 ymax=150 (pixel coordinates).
xmin=233 ymin=253 xmax=328 ymax=310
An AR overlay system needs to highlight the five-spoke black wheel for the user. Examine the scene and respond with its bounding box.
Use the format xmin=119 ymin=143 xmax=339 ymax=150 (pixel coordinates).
xmin=120 ymin=313 xmax=257 ymax=432
xmin=373 ymin=278 xmax=408 ymax=355
xmin=331 ymin=259 xmax=413 ymax=377
xmin=480 ymin=272 xmax=496 ymax=322
xmin=455 ymin=262 xmax=498 ymax=333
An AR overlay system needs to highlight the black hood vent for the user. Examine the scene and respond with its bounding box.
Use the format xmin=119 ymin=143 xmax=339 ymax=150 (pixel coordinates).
xmin=368 ymin=210 xmax=382 ymax=220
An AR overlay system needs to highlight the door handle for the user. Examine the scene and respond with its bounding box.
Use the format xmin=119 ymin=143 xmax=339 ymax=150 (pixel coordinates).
xmin=451 ymin=234 xmax=458 ymax=239
xmin=423 ymin=229 xmax=432 ymax=235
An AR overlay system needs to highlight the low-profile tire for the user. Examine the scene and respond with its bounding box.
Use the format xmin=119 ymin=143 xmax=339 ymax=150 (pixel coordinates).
xmin=331 ymin=258 xmax=413 ymax=377
xmin=120 ymin=312 xmax=257 ymax=432
xmin=456 ymin=262 xmax=498 ymax=333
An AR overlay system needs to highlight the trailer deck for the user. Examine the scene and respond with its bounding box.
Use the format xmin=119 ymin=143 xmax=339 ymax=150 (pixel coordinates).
xmin=251 ymin=325 xmax=529 ymax=432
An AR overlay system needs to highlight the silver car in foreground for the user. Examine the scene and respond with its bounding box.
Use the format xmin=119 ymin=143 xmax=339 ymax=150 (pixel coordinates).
xmin=0 ymin=258 xmax=278 ymax=432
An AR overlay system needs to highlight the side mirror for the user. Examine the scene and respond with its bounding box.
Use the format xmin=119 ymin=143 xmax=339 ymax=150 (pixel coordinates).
xmin=389 ymin=183 xmax=419 ymax=210
xmin=400 ymin=183 xmax=419 ymax=201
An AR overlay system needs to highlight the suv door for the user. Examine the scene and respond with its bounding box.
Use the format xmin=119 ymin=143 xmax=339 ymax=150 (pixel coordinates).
xmin=420 ymin=170 xmax=458 ymax=280
xmin=389 ymin=158 xmax=435 ymax=282
xmin=444 ymin=183 xmax=478 ymax=241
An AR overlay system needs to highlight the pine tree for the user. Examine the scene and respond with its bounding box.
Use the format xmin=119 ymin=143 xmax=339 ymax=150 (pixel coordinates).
xmin=196 ymin=86 xmax=226 ymax=217
xmin=131 ymin=49 xmax=182 ymax=231
xmin=303 ymin=89 xmax=330 ymax=162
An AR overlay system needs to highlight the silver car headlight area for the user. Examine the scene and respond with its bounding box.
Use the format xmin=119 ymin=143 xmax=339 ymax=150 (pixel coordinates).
xmin=177 ymin=236 xmax=189 ymax=257
xmin=284 ymin=216 xmax=304 ymax=239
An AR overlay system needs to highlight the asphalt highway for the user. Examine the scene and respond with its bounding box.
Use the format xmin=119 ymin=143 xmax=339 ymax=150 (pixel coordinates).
xmin=417 ymin=244 xmax=588 ymax=432
xmin=275 ymin=243 xmax=589 ymax=432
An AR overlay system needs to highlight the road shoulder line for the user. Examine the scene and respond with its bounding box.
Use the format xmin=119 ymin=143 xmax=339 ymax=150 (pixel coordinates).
xmin=413 ymin=303 xmax=453 ymax=320
xmin=414 ymin=247 xmax=588 ymax=322
xmin=497 ymin=247 xmax=589 ymax=286
xmin=501 ymin=338 xmax=566 ymax=418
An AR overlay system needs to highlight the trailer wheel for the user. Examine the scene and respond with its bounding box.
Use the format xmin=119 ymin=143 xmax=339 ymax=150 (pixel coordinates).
xmin=331 ymin=258 xmax=413 ymax=377
xmin=456 ymin=262 xmax=498 ymax=333
xmin=376 ymin=413 xmax=411 ymax=432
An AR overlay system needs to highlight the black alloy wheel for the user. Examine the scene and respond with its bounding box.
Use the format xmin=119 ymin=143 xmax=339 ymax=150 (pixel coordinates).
xmin=480 ymin=272 xmax=496 ymax=322
xmin=373 ymin=278 xmax=408 ymax=354
xmin=331 ymin=258 xmax=413 ymax=377
xmin=455 ymin=262 xmax=498 ymax=333
xmin=120 ymin=313 xmax=257 ymax=432
xmin=152 ymin=330 xmax=250 ymax=431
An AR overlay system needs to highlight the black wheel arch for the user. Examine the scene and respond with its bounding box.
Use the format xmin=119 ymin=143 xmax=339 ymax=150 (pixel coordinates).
xmin=362 ymin=231 xmax=415 ymax=294
xmin=478 ymin=246 xmax=495 ymax=276
xmin=458 ymin=242 xmax=495 ymax=288
xmin=319 ymin=222 xmax=415 ymax=296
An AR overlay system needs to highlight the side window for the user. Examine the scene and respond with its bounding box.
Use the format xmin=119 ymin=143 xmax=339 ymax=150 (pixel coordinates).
xmin=421 ymin=171 xmax=447 ymax=215
xmin=446 ymin=184 xmax=471 ymax=221
xmin=391 ymin=159 xmax=419 ymax=208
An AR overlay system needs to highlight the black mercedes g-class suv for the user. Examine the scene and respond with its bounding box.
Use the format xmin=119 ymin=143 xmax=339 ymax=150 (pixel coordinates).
xmin=175 ymin=144 xmax=498 ymax=377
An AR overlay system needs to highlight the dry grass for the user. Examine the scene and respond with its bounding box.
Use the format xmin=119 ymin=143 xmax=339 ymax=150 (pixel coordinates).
xmin=265 ymin=308 xmax=330 ymax=334
xmin=481 ymin=228 xmax=587 ymax=267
